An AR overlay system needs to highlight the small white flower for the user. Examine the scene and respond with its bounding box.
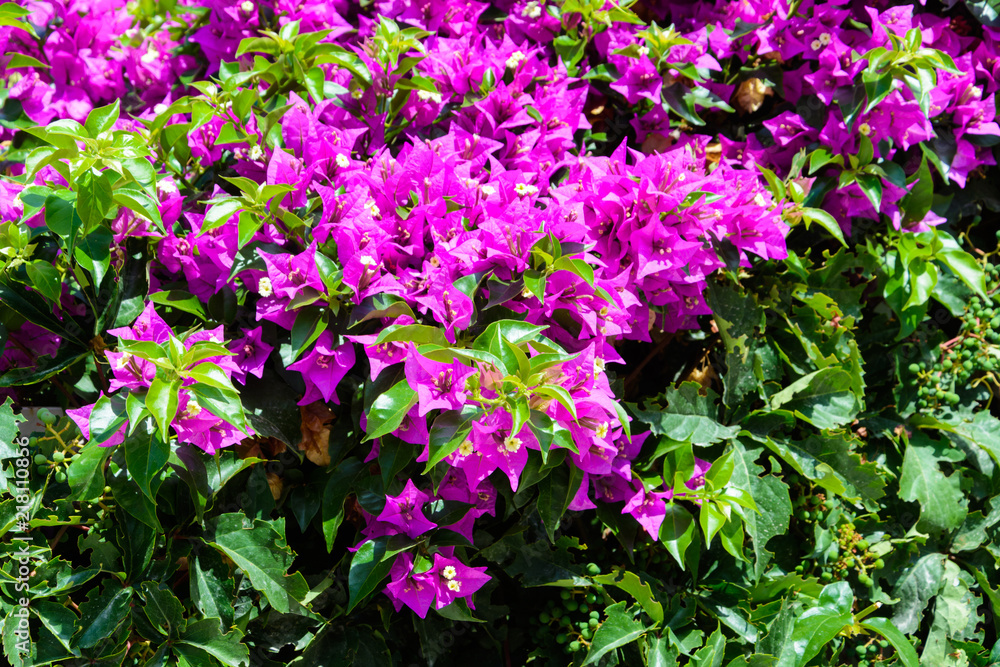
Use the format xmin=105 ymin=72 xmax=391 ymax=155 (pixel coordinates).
xmin=416 ymin=89 xmax=443 ymax=103
xmin=248 ymin=145 xmax=264 ymax=161
xmin=481 ymin=184 xmax=496 ymax=196
xmin=447 ymin=579 xmax=462 ymax=592
xmin=818 ymin=32 xmax=832 ymax=45
xmin=595 ymin=422 xmax=609 ymax=439
xmin=351 ymin=87 xmax=364 ymax=99
xmin=153 ymin=103 xmax=168 ymax=115
xmin=335 ymin=154 xmax=350 ymax=168
xmin=522 ymin=1 xmax=542 ymax=19
xmin=503 ymin=436 xmax=523 ymax=453
xmin=140 ymin=47 xmax=159 ymax=64
xmin=810 ymin=39 xmax=823 ymax=51
xmin=858 ymin=122 xmax=872 ymax=137
xmin=241 ymin=0 xmax=255 ymax=12
xmin=754 ymin=193 xmax=767 ymax=206
xmin=505 ymin=51 xmax=526 ymax=70
xmin=360 ymin=255 xmax=377 ymax=267
xmin=258 ymin=277 xmax=273 ymax=297
xmin=637 ymin=46 xmax=650 ymax=57
xmin=514 ymin=183 xmax=538 ymax=197
xmin=593 ymin=358 xmax=606 ymax=373
xmin=442 ymin=566 xmax=458 ymax=580
xmin=367 ymin=201 xmax=381 ymax=218
xmin=458 ymin=439 xmax=474 ymax=456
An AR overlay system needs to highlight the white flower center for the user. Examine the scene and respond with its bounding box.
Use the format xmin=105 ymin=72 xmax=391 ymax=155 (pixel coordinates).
xmin=442 ymin=566 xmax=457 ymax=580
xmin=522 ymin=1 xmax=542 ymax=19
xmin=336 ymin=154 xmax=350 ymax=168
xmin=505 ymin=51 xmax=526 ymax=70
xmin=258 ymin=277 xmax=273 ymax=297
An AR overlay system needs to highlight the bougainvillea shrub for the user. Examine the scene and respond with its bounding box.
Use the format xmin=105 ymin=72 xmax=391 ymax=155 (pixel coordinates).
xmin=3 ymin=0 xmax=1000 ymax=664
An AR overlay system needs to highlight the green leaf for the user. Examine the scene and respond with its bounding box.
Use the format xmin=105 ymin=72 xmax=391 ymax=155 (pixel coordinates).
xmin=773 ymin=582 xmax=853 ymax=667
xmin=768 ymin=368 xmax=858 ymax=430
xmin=322 ymin=458 xmax=365 ymax=551
xmin=592 ymin=569 xmax=664 ymax=626
xmin=202 ymin=513 xmax=310 ymax=614
xmin=363 ymin=381 xmax=418 ymax=442
xmin=347 ymin=536 xmax=395 ymax=613
xmin=190 ymin=548 xmax=236 ymax=630
xmin=148 ymin=290 xmax=209 ymax=320
xmin=89 ymin=393 xmax=127 ymax=445
xmin=146 ymin=377 xmax=181 ymax=443
xmin=630 ymin=383 xmax=738 ymax=445
xmin=730 ymin=442 xmax=792 ymax=580
xmin=66 ymin=439 xmax=112 ymax=501
xmin=74 ymin=226 xmax=113 ymax=288
xmin=76 ymin=169 xmax=114 ymax=230
xmin=24 ymin=260 xmax=62 ymax=302
xmin=891 ymin=553 xmax=946 ymax=635
xmin=175 ymin=619 xmax=249 ymax=667
xmin=73 ymin=583 xmax=133 ymax=649
xmin=899 ymin=432 xmax=967 ymax=533
xmin=660 ymin=503 xmax=696 ymax=568
xmin=859 ymin=618 xmax=919 ymax=667
xmin=536 ymin=463 xmax=584 ymax=543
xmin=583 ymin=601 xmax=650 ymax=665
xmin=800 ymin=207 xmax=846 ymax=247
xmin=84 ymin=100 xmax=120 ymax=137
xmin=123 ymin=419 xmax=169 ymax=501
xmin=691 ymin=624 xmax=725 ymax=667
xmin=139 ymin=582 xmax=185 ymax=639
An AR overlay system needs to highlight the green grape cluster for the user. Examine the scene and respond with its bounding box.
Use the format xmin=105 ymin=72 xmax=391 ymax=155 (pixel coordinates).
xmin=29 ymin=410 xmax=77 ymax=484
xmin=791 ymin=482 xmax=840 ymax=524
xmin=793 ymin=522 xmax=886 ymax=587
xmin=532 ymin=568 xmax=609 ymax=657
xmin=909 ymin=264 xmax=1000 ymax=410
xmin=853 ymin=638 xmax=893 ymax=666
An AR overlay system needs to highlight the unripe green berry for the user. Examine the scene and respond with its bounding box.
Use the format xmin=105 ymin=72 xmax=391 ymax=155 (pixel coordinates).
xmin=874 ymin=559 xmax=885 ymax=569
xmin=586 ymin=593 xmax=597 ymax=604
xmin=586 ymin=563 xmax=601 ymax=575
xmin=560 ymin=590 xmax=571 ymax=600
xmin=35 ymin=465 xmax=47 ymax=474
xmin=856 ymin=539 xmax=868 ymax=550
xmin=103 ymin=485 xmax=112 ymax=494
xmin=55 ymin=471 xmax=66 ymax=483
xmin=964 ymin=360 xmax=974 ymax=370
xmin=589 ymin=618 xmax=599 ymax=628
xmin=539 ymin=612 xmax=550 ymax=623
xmin=858 ymin=574 xmax=872 ymax=586
xmin=566 ymin=600 xmax=579 ymax=612
xmin=33 ymin=453 xmax=47 ymax=465
xmin=856 ymin=644 xmax=868 ymax=656
xmin=38 ymin=409 xmax=56 ymax=426
xmin=569 ymin=641 xmax=581 ymax=652
xmin=589 ymin=611 xmax=600 ymax=620
xmin=581 ymin=628 xmax=592 ymax=640
xmin=820 ymin=571 xmax=832 ymax=581
xmin=907 ymin=363 xmax=919 ymax=374
xmin=947 ymin=392 xmax=960 ymax=404
xmin=52 ymin=451 xmax=64 ymax=463
xmin=556 ymin=633 xmax=567 ymax=644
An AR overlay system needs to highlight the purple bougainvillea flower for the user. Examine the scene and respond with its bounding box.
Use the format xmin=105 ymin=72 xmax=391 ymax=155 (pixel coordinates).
xmin=376 ymin=479 xmax=438 ymax=538
xmin=403 ymin=344 xmax=477 ymax=416
xmin=430 ymin=551 xmax=490 ymax=610
xmin=229 ymin=326 xmax=273 ymax=385
xmin=384 ymin=553 xmax=437 ymax=618
xmin=288 ymin=331 xmax=356 ymax=406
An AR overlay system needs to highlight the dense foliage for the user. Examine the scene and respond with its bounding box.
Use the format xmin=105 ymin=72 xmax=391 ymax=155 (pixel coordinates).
xmin=2 ymin=0 xmax=1000 ymax=665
